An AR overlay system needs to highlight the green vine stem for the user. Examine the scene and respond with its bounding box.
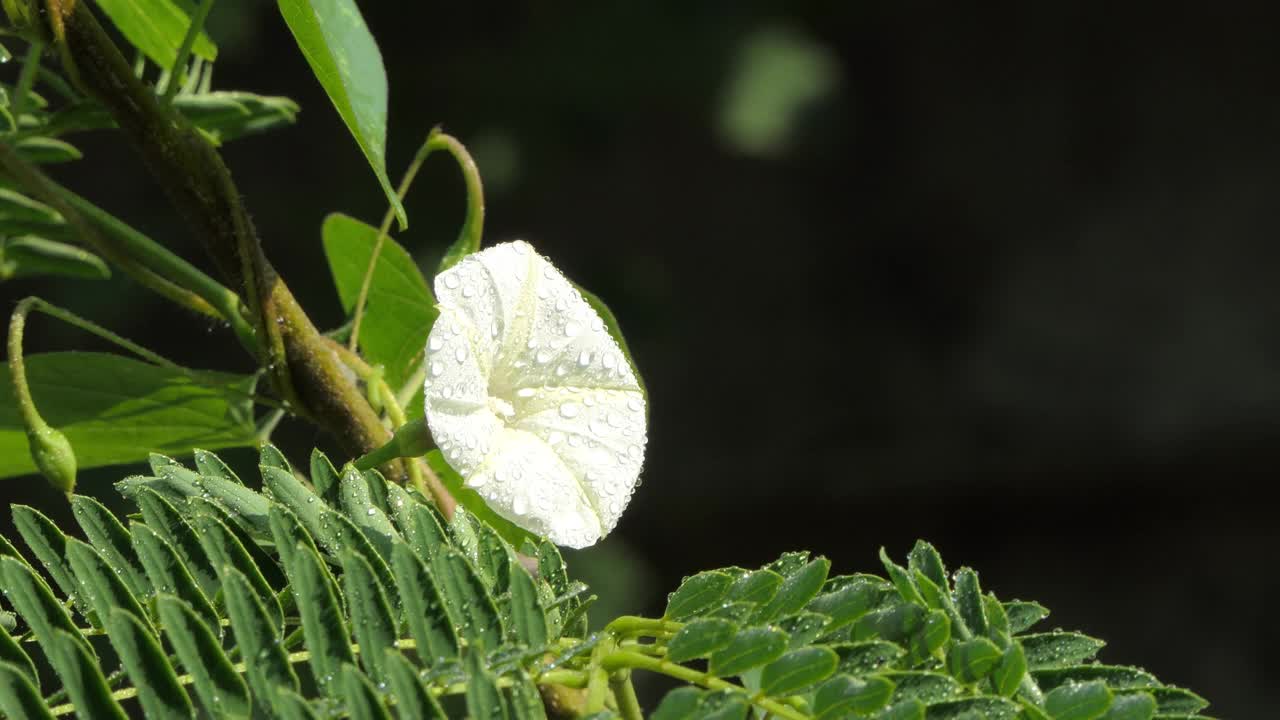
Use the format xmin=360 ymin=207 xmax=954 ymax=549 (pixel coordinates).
xmin=160 ymin=0 xmax=215 ymax=105
xmin=6 ymin=297 xmax=76 ymax=494
xmin=348 ymin=129 xmax=485 ymax=352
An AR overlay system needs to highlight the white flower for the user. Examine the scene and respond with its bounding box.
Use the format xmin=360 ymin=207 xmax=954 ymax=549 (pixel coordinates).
xmin=422 ymin=241 xmax=647 ymax=548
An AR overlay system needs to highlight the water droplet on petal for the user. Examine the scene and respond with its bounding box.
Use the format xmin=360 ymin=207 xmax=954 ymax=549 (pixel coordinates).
xmin=455 ymin=346 xmax=468 ymax=363
xmin=428 ymin=335 xmax=444 ymax=351
xmin=578 ymin=350 xmax=593 ymax=366
xmin=429 ymin=361 xmax=444 ymax=377
xmin=516 ymin=387 xmax=536 ymax=399
xmin=559 ymin=402 xmax=581 ymax=418
xmin=535 ymin=349 xmax=553 ymax=364
xmin=444 ymin=274 xmax=460 ymax=289
xmin=564 ymin=321 xmax=581 ymax=337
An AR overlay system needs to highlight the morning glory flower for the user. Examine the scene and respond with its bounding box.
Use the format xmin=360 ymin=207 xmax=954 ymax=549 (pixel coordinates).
xmin=422 ymin=241 xmax=647 ymax=548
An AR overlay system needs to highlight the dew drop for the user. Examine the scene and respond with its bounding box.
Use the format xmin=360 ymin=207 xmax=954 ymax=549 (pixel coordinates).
xmin=554 ymin=297 xmax=568 ymax=312
xmin=627 ymin=396 xmax=643 ymax=412
xmin=554 ymin=364 xmax=569 ymax=377
xmin=602 ymin=353 xmax=617 ymax=369
xmin=462 ymin=284 xmax=475 ymax=298
xmin=429 ymin=361 xmax=444 ymax=377
xmin=577 ymin=350 xmax=593 ymax=367
xmin=564 ymin=321 xmax=581 ymax=337
xmin=455 ymin=346 xmax=468 ymax=363
xmin=366 ymin=508 xmax=376 ymax=516
xmin=559 ymin=402 xmax=581 ymax=419
xmin=591 ymin=317 xmax=605 ymax=332
xmin=515 ymin=387 xmax=536 ymax=399
xmin=535 ymin=349 xmax=554 ymax=364
xmin=428 ymin=335 xmax=444 ymax=351
xmin=444 ymin=274 xmax=460 ymax=289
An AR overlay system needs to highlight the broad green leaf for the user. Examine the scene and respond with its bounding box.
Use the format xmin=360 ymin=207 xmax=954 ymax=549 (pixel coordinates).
xmin=70 ymin=495 xmax=149 ymax=599
xmin=64 ymin=539 xmax=151 ymax=635
xmin=277 ymin=0 xmax=405 ymax=228
xmin=992 ymin=642 xmax=1027 ymax=697
xmin=882 ymin=671 xmax=961 ymax=704
xmin=407 ymin=497 xmax=451 ymax=563
xmin=758 ymin=646 xmax=837 ymax=695
xmin=664 ymin=570 xmax=735 ymax=620
xmin=449 ymin=507 xmax=511 ymax=595
xmin=0 ymin=236 xmax=109 ymax=280
xmin=11 ymin=505 xmax=93 ymax=624
xmin=879 ymin=548 xmax=924 ymax=605
xmin=1101 ymin=693 xmax=1157 ymax=720
xmin=833 ymin=640 xmax=904 ymax=675
xmin=132 ymin=488 xmax=219 ymax=598
xmin=192 ymin=512 xmax=283 ymax=631
xmin=691 ymin=690 xmax=749 ymax=720
xmin=222 ymin=568 xmax=298 ymax=701
xmin=342 ymin=664 xmax=393 ymax=720
xmin=0 ymin=352 xmax=256 ymax=479
xmin=508 ymin=554 xmax=548 ymax=647
xmin=340 ymin=465 xmax=400 ymax=562
xmin=260 ymin=443 xmax=292 ymax=473
xmin=287 ymin=540 xmax=354 ymax=694
xmin=268 ymin=503 xmax=344 ymax=618
xmin=464 ymin=649 xmax=507 ymax=720
xmin=193 ymin=447 xmax=242 ymax=484
xmin=926 ymin=697 xmax=1020 ymax=719
xmin=853 ymin=601 xmax=925 ymax=644
xmin=103 ymin=608 xmax=193 ymax=720
xmin=172 ymin=91 xmax=300 ymax=143
xmin=273 ymin=688 xmax=319 ymax=720
xmin=261 ymin=464 xmax=333 ymax=548
xmin=651 ymin=687 xmax=704 ymax=720
xmin=812 ymin=674 xmax=895 ymax=718
xmin=45 ymin=629 xmax=127 ymax=720
xmin=0 ymin=661 xmax=53 ymax=720
xmin=1045 ymin=680 xmax=1112 ymax=720
xmin=342 ymin=549 xmax=398 ymax=684
xmin=92 ymin=0 xmax=217 ymax=67
xmin=327 ymin=507 xmax=397 ymax=595
xmin=0 ymin=626 xmax=37 ymax=691
xmin=1147 ymin=687 xmax=1208 ymax=713
xmin=311 ymin=447 xmax=342 ymax=497
xmin=953 ymin=568 xmax=988 ymax=637
xmin=155 ymin=594 xmax=250 ymax=719
xmin=726 ymin=569 xmax=782 ymax=605
xmin=708 ymin=625 xmax=787 ymax=677
xmin=384 ymin=650 xmax=447 ymax=719
xmin=502 ymin=671 xmax=548 ymax=720
xmin=1021 ymin=632 xmax=1107 ymax=668
xmin=667 ymin=618 xmax=738 ymax=663
xmin=945 ymin=637 xmax=1002 ymax=684
xmin=1032 ymin=666 xmax=1158 ymax=693
xmin=707 ymin=600 xmax=756 ymax=623
xmin=911 ymin=568 xmax=946 ymax=611
xmin=432 ymin=546 xmax=504 ymax=650
xmin=807 ymin=578 xmax=888 ymax=632
xmin=877 ymin=699 xmax=925 ymax=720
xmin=123 ymin=463 xmax=270 ymax=539
xmin=131 ymin=523 xmax=219 ymax=632
xmin=755 ymin=557 xmax=829 ymax=622
xmin=1004 ymin=600 xmax=1049 ymax=634
xmin=0 ymin=557 xmax=92 ymax=657
xmin=322 ymin=212 xmax=431 ymax=384
xmin=907 ymin=608 xmax=950 ymax=663
xmin=777 ymin=611 xmax=829 ymax=648
xmin=984 ymin=593 xmax=1012 ymax=643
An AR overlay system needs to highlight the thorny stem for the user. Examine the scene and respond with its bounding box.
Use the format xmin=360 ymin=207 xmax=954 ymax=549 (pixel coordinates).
xmin=160 ymin=0 xmax=215 ymax=105
xmin=348 ymin=129 xmax=485 ymax=352
xmin=39 ymin=0 xmax=423 ymax=480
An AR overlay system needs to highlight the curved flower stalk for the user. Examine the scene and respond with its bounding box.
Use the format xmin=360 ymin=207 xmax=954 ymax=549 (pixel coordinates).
xmin=423 ymin=241 xmax=647 ymax=548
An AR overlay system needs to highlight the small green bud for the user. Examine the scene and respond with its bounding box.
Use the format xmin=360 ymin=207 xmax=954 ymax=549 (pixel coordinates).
xmin=353 ymin=417 xmax=432 ymax=471
xmin=26 ymin=422 xmax=76 ymax=494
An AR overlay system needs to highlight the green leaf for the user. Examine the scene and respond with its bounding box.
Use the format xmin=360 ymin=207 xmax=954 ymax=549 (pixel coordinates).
xmin=992 ymin=642 xmax=1028 ymax=697
xmin=651 ymin=687 xmax=704 ymax=720
xmin=70 ymin=495 xmax=150 ymax=600
xmin=726 ymin=569 xmax=782 ymax=605
xmin=172 ymin=91 xmax=300 ymax=143
xmin=64 ymin=538 xmax=151 ymax=635
xmin=192 ymin=512 xmax=283 ymax=632
xmin=45 ymin=629 xmax=127 ymax=720
xmin=103 ymin=608 xmax=193 ymax=720
xmin=132 ymin=488 xmax=219 ymax=598
xmin=758 ymin=645 xmax=837 ymax=695
xmin=406 ymin=497 xmax=450 ymax=563
xmin=508 ymin=553 xmax=549 ymax=647
xmin=327 ymin=507 xmax=397 ymax=596
xmin=880 ymin=547 xmax=924 ymax=605
xmin=0 ymin=661 xmax=54 ymax=720
xmin=946 ymin=637 xmax=1002 ymax=684
xmin=807 ymin=577 xmax=889 ymax=632
xmin=926 ymin=697 xmax=1021 ymax=719
xmin=952 ymin=568 xmax=988 ymax=638
xmin=984 ymin=594 xmax=1012 ymax=643
xmin=311 ymin=448 xmax=342 ymax=498
xmin=92 ymin=0 xmax=217 ymax=67
xmin=777 ymin=611 xmax=829 ymax=648
xmin=1045 ymin=680 xmax=1113 ymax=720
xmin=692 ymin=690 xmax=748 ymax=720
xmin=1004 ymin=601 xmax=1049 ymax=634
xmin=0 ymin=557 xmax=91 ymax=667
xmin=11 ymin=505 xmax=94 ymax=624
xmin=432 ymin=546 xmax=504 ymax=650
xmin=1101 ymin=694 xmax=1157 ymax=720
xmin=342 ymin=663 xmax=393 ymax=720
xmin=260 ymin=443 xmax=292 ymax=473
xmin=384 ymin=649 xmax=447 ymax=719
xmin=574 ymin=282 xmax=647 ymax=400
xmin=12 ymin=137 xmax=80 ymax=165
xmin=342 ymin=549 xmax=399 ymax=684
xmin=464 ymin=649 xmax=508 ymax=720
xmin=340 ymin=464 xmax=400 ymax=562
xmin=756 ymin=556 xmax=830 ymax=622
xmin=276 ymin=0 xmax=404 ymax=227
xmin=907 ymin=540 xmax=947 ymax=589
xmin=0 ymin=188 xmax=62 ymax=227
xmin=193 ymin=447 xmax=241 ymax=484
xmin=879 ymin=699 xmax=926 ymax=720
xmin=832 ymin=640 xmax=904 ymax=675
xmin=0 ymin=236 xmax=109 ymax=280
xmin=1021 ymin=632 xmax=1107 ymax=669
xmin=707 ymin=625 xmax=788 ymax=677
xmin=0 ymin=352 xmax=256 ymax=479
xmin=812 ymin=674 xmax=895 ymax=718
xmin=131 ymin=523 xmax=219 ymax=636
xmin=502 ymin=671 xmax=548 ymax=720
xmin=261 ymin=464 xmax=333 ymax=547
xmin=1147 ymin=687 xmax=1208 ymax=714
xmin=667 ymin=618 xmax=739 ymax=663
xmin=1032 ymin=666 xmax=1158 ymax=693
xmin=664 ymin=570 xmax=735 ymax=620
xmin=390 ymin=542 xmax=458 ymax=663
xmin=272 ymin=688 xmax=319 ymax=720
xmin=286 ymin=539 xmax=354 ymax=694
xmin=222 ymin=567 xmax=298 ymax=701
xmin=449 ymin=507 xmax=511 ymax=595
xmin=881 ymin=671 xmax=961 ymax=704
xmin=322 ymin=213 xmax=432 ymax=386
xmin=425 ymin=450 xmax=535 ymax=548
xmin=907 ymin=608 xmax=950 ymax=663
xmin=0 ymin=625 xmax=37 ymax=692
xmin=155 ymin=594 xmax=251 ymax=719
xmin=854 ymin=601 xmax=925 ymax=644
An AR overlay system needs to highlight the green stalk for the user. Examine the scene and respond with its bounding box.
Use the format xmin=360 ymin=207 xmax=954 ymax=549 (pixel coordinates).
xmin=7 ymin=298 xmax=75 ymax=495
xmin=602 ymin=650 xmax=810 ymax=720
xmin=161 ymin=0 xmax=216 ymax=105
xmin=11 ymin=39 xmax=43 ymax=119
xmin=610 ymin=669 xmax=644 ymax=720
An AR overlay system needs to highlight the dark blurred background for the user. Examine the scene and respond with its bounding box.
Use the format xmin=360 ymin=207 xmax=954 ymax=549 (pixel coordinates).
xmin=4 ymin=1 xmax=1278 ymax=716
